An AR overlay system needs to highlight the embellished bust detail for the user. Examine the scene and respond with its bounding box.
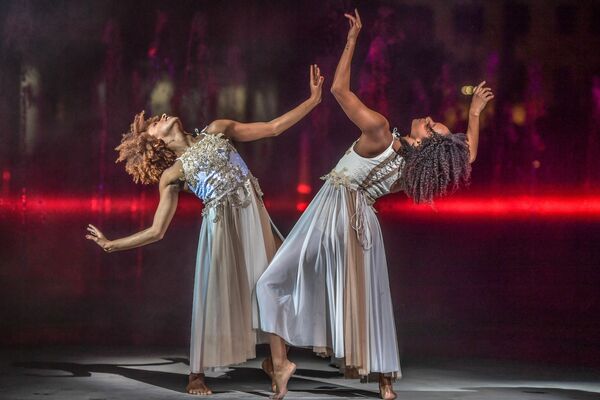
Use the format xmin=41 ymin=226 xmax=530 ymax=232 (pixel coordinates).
xmin=319 ymin=140 xmax=405 ymax=249
xmin=178 ymin=132 xmax=263 ymax=222
xmin=321 ymin=168 xmax=378 ymax=202
xmin=358 ymin=152 xmax=404 ymax=194
xmin=321 ymin=168 xmax=353 ymax=190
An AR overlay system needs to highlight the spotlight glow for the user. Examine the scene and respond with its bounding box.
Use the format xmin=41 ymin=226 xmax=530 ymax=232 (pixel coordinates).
xmin=296 ymin=183 xmax=312 ymax=195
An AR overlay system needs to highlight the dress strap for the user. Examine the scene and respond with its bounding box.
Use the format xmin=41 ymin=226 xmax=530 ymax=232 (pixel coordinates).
xmin=194 ymin=125 xmax=209 ymax=137
xmin=346 ymin=139 xmax=359 ymax=154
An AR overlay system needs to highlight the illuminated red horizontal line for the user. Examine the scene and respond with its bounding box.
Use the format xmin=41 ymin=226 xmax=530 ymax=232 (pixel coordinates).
xmin=376 ymin=197 xmax=600 ymax=217
xmin=2 ymin=196 xmax=600 ymax=218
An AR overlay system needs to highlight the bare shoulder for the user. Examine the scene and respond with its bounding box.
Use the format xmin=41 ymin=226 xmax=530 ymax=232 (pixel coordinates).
xmin=205 ymin=119 xmax=233 ymax=135
xmin=360 ymin=113 xmax=390 ymax=140
xmin=355 ymin=125 xmax=394 ymax=157
xmin=373 ymin=111 xmax=390 ymax=130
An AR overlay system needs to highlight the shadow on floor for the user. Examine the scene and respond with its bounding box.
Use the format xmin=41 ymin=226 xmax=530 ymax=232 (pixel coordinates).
xmin=461 ymin=386 xmax=600 ymax=399
xmin=13 ymin=359 xmax=380 ymax=398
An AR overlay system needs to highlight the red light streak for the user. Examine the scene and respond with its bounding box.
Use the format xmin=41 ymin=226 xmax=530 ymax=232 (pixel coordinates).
xmin=1 ymin=195 xmax=600 ymax=219
xmin=376 ymin=196 xmax=600 ymax=218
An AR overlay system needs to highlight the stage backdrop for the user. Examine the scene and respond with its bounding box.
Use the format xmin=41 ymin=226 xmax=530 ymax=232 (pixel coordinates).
xmin=1 ymin=0 xmax=599 ymax=367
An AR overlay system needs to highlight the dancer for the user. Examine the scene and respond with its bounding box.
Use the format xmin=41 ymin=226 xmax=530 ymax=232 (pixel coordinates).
xmin=86 ymin=65 xmax=325 ymax=395
xmin=257 ymin=9 xmax=493 ymax=400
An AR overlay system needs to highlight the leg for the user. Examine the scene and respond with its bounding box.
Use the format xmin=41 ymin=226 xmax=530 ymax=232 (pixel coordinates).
xmin=261 ymin=226 xmax=286 ymax=393
xmin=186 ymin=372 xmax=213 ymax=395
xmin=268 ymin=333 xmax=296 ymax=399
xmin=378 ymin=374 xmax=396 ymax=400
xmin=261 ymin=357 xmax=276 ymax=392
xmin=263 ymin=343 xmax=293 ymax=392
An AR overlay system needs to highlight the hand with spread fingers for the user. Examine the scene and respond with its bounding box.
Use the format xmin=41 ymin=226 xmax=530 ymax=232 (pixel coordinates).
xmin=470 ymin=81 xmax=494 ymax=117
xmin=344 ymin=8 xmax=362 ymax=42
xmin=309 ymin=64 xmax=325 ymax=104
xmin=85 ymin=224 xmax=112 ymax=252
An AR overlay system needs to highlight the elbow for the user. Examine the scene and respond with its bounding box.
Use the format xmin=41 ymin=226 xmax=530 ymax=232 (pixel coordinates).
xmin=149 ymin=228 xmax=164 ymax=242
xmin=469 ymin=153 xmax=477 ymax=164
xmin=330 ymin=86 xmax=351 ymax=101
xmin=269 ymin=121 xmax=282 ymax=137
xmin=330 ymin=86 xmax=343 ymax=97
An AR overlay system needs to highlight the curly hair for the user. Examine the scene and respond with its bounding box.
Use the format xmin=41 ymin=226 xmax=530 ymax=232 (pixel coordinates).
xmin=398 ymin=132 xmax=471 ymax=204
xmin=115 ymin=111 xmax=178 ymax=185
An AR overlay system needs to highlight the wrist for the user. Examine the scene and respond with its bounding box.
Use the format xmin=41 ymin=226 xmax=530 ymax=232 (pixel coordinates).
xmin=469 ymin=109 xmax=481 ymax=118
xmin=346 ymin=38 xmax=357 ymax=46
xmin=105 ymin=240 xmax=115 ymax=252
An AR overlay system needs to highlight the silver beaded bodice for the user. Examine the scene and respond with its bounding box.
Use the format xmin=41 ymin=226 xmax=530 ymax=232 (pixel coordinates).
xmin=177 ymin=132 xmax=263 ymax=221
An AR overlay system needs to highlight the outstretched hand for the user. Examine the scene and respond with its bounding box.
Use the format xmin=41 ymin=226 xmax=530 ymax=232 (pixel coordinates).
xmin=309 ymin=64 xmax=325 ymax=103
xmin=470 ymin=81 xmax=494 ymax=116
xmin=344 ymin=9 xmax=362 ymax=42
xmin=85 ymin=224 xmax=112 ymax=252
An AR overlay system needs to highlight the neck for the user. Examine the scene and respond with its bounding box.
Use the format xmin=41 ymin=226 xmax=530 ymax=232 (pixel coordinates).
xmin=168 ymin=127 xmax=198 ymax=157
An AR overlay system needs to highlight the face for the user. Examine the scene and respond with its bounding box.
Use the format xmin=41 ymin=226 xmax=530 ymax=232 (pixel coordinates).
xmin=146 ymin=113 xmax=182 ymax=140
xmin=409 ymin=117 xmax=451 ymax=143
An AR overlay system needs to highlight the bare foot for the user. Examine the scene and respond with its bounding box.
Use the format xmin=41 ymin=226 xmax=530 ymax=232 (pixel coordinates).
xmin=186 ymin=373 xmax=213 ymax=395
xmin=379 ymin=375 xmax=396 ymax=400
xmin=261 ymin=357 xmax=277 ymax=392
xmin=270 ymin=360 xmax=296 ymax=399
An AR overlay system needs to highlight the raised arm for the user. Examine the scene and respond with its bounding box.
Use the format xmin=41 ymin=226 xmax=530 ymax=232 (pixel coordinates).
xmin=206 ymin=65 xmax=324 ymax=142
xmin=330 ymin=9 xmax=389 ymax=139
xmin=85 ymin=164 xmax=183 ymax=252
xmin=466 ymin=81 xmax=494 ymax=163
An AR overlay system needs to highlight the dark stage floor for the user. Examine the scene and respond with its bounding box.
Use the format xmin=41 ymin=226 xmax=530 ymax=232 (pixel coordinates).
xmin=1 ymin=346 xmax=599 ymax=399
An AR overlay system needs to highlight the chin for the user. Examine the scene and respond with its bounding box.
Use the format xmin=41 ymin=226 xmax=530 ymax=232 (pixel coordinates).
xmin=173 ymin=117 xmax=184 ymax=130
xmin=411 ymin=118 xmax=421 ymax=129
xmin=409 ymin=120 xmax=418 ymax=136
xmin=165 ymin=117 xmax=180 ymax=131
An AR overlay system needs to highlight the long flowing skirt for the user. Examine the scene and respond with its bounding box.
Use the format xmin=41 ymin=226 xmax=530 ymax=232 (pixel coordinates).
xmin=257 ymin=180 xmax=401 ymax=377
xmin=190 ymin=183 xmax=280 ymax=372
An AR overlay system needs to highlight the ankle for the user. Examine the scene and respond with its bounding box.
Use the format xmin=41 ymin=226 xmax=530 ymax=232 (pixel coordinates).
xmin=271 ymin=358 xmax=287 ymax=370
xmin=189 ymin=372 xmax=205 ymax=381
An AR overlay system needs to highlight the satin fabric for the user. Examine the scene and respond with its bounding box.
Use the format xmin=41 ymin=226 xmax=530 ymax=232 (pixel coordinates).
xmin=190 ymin=183 xmax=280 ymax=372
xmin=257 ymin=180 xmax=401 ymax=376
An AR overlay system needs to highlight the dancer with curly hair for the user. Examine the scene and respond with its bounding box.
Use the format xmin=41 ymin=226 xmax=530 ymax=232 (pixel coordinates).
xmin=257 ymin=10 xmax=493 ymax=400
xmin=86 ymin=65 xmax=325 ymax=395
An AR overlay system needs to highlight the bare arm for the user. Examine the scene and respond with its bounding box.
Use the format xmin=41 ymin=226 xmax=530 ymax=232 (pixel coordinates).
xmin=466 ymin=81 xmax=494 ymax=163
xmin=206 ymin=65 xmax=324 ymax=142
xmin=86 ymin=164 xmax=183 ymax=252
xmin=330 ymin=9 xmax=389 ymax=140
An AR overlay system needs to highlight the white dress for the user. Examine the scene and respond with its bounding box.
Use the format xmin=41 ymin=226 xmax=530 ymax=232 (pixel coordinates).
xmin=178 ymin=130 xmax=281 ymax=373
xmin=257 ymin=137 xmax=403 ymax=377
